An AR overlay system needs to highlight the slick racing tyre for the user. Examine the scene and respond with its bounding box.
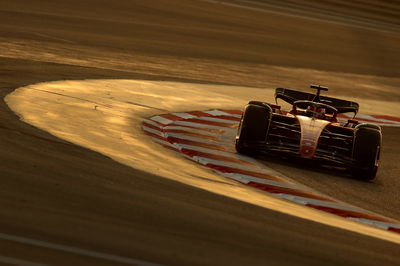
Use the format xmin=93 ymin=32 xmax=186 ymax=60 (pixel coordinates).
xmin=355 ymin=123 xmax=381 ymax=131
xmin=235 ymin=104 xmax=271 ymax=154
xmin=351 ymin=126 xmax=381 ymax=181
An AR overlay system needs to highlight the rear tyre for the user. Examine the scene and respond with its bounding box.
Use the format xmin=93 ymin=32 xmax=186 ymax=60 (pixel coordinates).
xmin=351 ymin=127 xmax=381 ymax=181
xmin=235 ymin=104 xmax=271 ymax=155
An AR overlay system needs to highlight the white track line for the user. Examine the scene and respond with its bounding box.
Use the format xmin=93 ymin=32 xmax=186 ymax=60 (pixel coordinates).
xmin=0 ymin=255 xmax=48 ymax=266
xmin=0 ymin=233 xmax=162 ymax=266
xmin=191 ymin=116 xmax=239 ymax=123
xmin=150 ymin=116 xmax=173 ymax=125
xmin=163 ymin=125 xmax=220 ymax=136
xmin=176 ymin=143 xmax=254 ymax=161
xmin=347 ymin=218 xmax=400 ymax=230
xmin=352 ymin=114 xmax=400 ymax=124
xmin=150 ymin=137 xmax=179 ymax=150
xmin=338 ymin=114 xmax=400 ymax=126
xmin=171 ymin=112 xmax=197 ymax=119
xmin=143 ymin=119 xmax=163 ymax=129
xmin=275 ymin=194 xmax=362 ymax=212
xmin=188 ymin=155 xmax=261 ymax=171
xmin=164 ymin=132 xmax=219 ymax=143
xmin=217 ymin=171 xmax=300 ymax=189
xmin=173 ymin=120 xmax=233 ymax=129
xmin=143 ymin=126 xmax=164 ymax=137
xmin=203 ymin=110 xmax=242 ymax=118
xmin=187 ymin=155 xmax=268 ymax=171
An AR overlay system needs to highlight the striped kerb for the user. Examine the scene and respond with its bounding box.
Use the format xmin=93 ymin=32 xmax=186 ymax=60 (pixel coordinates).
xmin=142 ymin=109 xmax=400 ymax=234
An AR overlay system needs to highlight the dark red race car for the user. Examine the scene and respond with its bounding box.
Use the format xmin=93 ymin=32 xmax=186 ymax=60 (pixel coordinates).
xmin=235 ymin=85 xmax=381 ymax=180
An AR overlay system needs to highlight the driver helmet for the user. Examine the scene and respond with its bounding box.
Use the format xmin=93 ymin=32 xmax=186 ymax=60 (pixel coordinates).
xmin=306 ymin=106 xmax=325 ymax=118
xmin=316 ymin=107 xmax=326 ymax=117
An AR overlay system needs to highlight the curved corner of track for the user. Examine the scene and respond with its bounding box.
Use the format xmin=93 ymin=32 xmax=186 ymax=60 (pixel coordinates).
xmin=5 ymin=79 xmax=400 ymax=244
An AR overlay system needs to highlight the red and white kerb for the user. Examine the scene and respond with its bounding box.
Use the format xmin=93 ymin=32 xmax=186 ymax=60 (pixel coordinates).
xmin=142 ymin=109 xmax=400 ymax=234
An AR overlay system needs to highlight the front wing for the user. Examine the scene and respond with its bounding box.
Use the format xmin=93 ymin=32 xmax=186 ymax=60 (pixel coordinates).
xmin=237 ymin=117 xmax=356 ymax=167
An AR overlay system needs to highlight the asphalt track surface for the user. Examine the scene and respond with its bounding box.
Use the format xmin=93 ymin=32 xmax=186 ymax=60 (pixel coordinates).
xmin=1 ymin=0 xmax=400 ymax=265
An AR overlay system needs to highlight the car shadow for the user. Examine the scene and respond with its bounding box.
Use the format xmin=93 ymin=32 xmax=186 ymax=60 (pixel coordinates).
xmin=255 ymin=153 xmax=372 ymax=183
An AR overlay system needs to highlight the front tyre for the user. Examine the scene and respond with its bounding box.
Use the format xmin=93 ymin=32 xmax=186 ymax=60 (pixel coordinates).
xmin=235 ymin=104 xmax=271 ymax=154
xmin=351 ymin=127 xmax=381 ymax=181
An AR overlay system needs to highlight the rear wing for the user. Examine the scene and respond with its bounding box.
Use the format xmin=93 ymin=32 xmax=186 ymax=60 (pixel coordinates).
xmin=275 ymin=88 xmax=359 ymax=114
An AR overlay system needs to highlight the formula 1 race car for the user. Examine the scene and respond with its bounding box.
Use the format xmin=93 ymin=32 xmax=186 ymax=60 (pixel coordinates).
xmin=235 ymin=85 xmax=382 ymax=180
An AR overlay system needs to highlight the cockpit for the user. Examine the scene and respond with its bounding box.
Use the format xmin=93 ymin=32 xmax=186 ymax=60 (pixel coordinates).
xmin=291 ymin=100 xmax=338 ymax=121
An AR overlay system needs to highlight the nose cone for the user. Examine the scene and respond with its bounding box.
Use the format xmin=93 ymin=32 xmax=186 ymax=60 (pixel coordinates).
xmin=300 ymin=139 xmax=316 ymax=158
xmin=297 ymin=116 xmax=330 ymax=158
